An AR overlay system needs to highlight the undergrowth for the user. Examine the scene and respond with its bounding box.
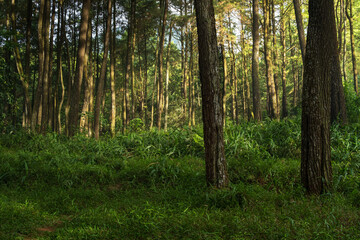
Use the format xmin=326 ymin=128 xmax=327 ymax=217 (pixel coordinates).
xmin=0 ymin=119 xmax=359 ymax=239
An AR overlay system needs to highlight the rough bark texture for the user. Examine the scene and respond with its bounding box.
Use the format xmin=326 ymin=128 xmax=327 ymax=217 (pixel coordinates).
xmin=252 ymin=0 xmax=261 ymax=121
xmin=94 ymin=0 xmax=112 ymax=140
xmin=68 ymin=0 xmax=91 ymax=136
xmin=301 ymin=0 xmax=334 ymax=195
xmin=194 ymin=0 xmax=229 ymax=188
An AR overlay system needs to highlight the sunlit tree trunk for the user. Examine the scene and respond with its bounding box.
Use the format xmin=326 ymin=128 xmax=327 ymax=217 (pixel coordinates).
xmin=150 ymin=34 xmax=159 ymax=129
xmin=80 ymin=21 xmax=92 ymax=133
xmin=252 ymin=0 xmax=261 ymax=121
xmin=293 ymin=0 xmax=306 ymax=62
xmin=271 ymin=0 xmax=280 ymax=114
xmin=263 ymin=0 xmax=279 ymax=120
xmin=164 ymin=22 xmax=173 ymax=131
xmin=346 ymin=0 xmax=358 ymax=94
xmin=10 ymin=0 xmax=32 ymax=129
xmin=94 ymin=0 xmax=112 ymax=140
xmin=68 ymin=0 xmax=91 ymax=136
xmin=281 ymin=2 xmax=288 ymax=118
xmin=157 ymin=0 xmax=168 ymax=130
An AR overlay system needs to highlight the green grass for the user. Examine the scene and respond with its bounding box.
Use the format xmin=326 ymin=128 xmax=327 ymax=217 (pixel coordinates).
xmin=0 ymin=120 xmax=359 ymax=239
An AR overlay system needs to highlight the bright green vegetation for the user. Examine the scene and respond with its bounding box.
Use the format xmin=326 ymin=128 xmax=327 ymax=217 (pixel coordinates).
xmin=0 ymin=120 xmax=359 ymax=239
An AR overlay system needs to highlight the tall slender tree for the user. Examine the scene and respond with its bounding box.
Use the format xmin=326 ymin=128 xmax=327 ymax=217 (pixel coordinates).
xmin=94 ymin=0 xmax=112 ymax=140
xmin=293 ymin=0 xmax=306 ymax=62
xmin=346 ymin=0 xmax=358 ymax=94
xmin=194 ymin=0 xmax=228 ymax=188
xmin=68 ymin=0 xmax=91 ymax=136
xmin=252 ymin=0 xmax=261 ymax=121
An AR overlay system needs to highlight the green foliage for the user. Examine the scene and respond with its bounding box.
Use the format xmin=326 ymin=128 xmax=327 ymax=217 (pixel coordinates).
xmin=344 ymin=82 xmax=360 ymax=123
xmin=0 ymin=120 xmax=360 ymax=239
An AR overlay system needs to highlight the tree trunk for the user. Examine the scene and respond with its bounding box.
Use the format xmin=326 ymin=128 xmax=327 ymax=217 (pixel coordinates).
xmin=230 ymin=41 xmax=238 ymax=123
xmin=271 ymin=0 xmax=280 ymax=115
xmin=56 ymin=0 xmax=65 ymax=134
xmin=94 ymin=0 xmax=112 ymax=140
xmin=164 ymin=22 xmax=173 ymax=131
xmin=47 ymin=1 xmax=56 ymax=130
xmin=40 ymin=0 xmax=50 ymax=133
xmin=110 ymin=2 xmax=116 ymax=137
xmin=80 ymin=21 xmax=92 ymax=132
xmin=263 ymin=0 xmax=279 ymax=120
xmin=10 ymin=0 xmax=32 ymax=129
xmin=157 ymin=0 xmax=168 ymax=130
xmin=281 ymin=2 xmax=288 ymax=118
xmin=346 ymin=0 xmax=358 ymax=94
xmin=252 ymin=0 xmax=261 ymax=121
xmin=25 ymin=0 xmax=32 ymax=128
xmin=194 ymin=0 xmax=229 ymax=188
xmin=301 ymin=0 xmax=334 ymax=195
xmin=68 ymin=0 xmax=91 ymax=136
xmin=150 ymin=34 xmax=159 ymax=129
xmin=293 ymin=0 xmax=306 ymax=62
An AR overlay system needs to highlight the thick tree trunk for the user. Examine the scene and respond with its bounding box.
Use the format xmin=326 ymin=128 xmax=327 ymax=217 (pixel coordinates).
xmin=252 ymin=0 xmax=261 ymax=121
xmin=68 ymin=0 xmax=91 ymax=136
xmin=301 ymin=0 xmax=335 ymax=195
xmin=194 ymin=0 xmax=229 ymax=188
xmin=94 ymin=0 xmax=112 ymax=140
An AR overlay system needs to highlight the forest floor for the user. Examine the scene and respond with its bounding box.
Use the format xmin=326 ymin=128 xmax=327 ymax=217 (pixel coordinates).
xmin=0 ymin=120 xmax=359 ymax=239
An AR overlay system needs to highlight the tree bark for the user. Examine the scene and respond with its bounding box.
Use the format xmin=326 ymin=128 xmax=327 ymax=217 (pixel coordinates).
xmin=263 ymin=0 xmax=279 ymax=120
xmin=281 ymin=2 xmax=288 ymax=118
xmin=164 ymin=22 xmax=173 ymax=131
xmin=110 ymin=2 xmax=116 ymax=137
xmin=10 ymin=0 xmax=32 ymax=129
xmin=301 ymin=0 xmax=334 ymax=195
xmin=345 ymin=0 xmax=358 ymax=94
xmin=252 ymin=0 xmax=261 ymax=121
xmin=293 ymin=0 xmax=306 ymax=62
xmin=94 ymin=0 xmax=112 ymax=140
xmin=194 ymin=0 xmax=229 ymax=188
xmin=157 ymin=0 xmax=168 ymax=130
xmin=40 ymin=0 xmax=51 ymax=133
xmin=68 ymin=0 xmax=91 ymax=136
xmin=79 ymin=21 xmax=92 ymax=133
